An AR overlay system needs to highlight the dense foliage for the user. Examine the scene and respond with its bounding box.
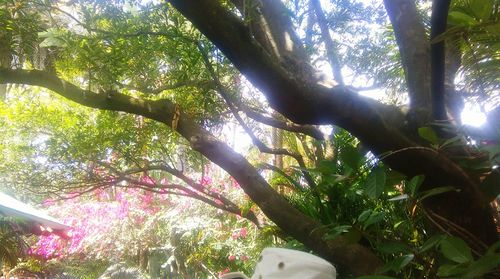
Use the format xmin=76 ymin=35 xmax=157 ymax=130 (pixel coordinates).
xmin=0 ymin=0 xmax=499 ymax=278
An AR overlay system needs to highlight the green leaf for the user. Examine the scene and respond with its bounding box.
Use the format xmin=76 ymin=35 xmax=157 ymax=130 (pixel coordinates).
xmin=448 ymin=11 xmax=478 ymax=25
xmin=38 ymin=28 xmax=67 ymax=47
xmin=407 ymin=175 xmax=425 ymax=196
xmin=40 ymin=37 xmax=66 ymax=48
xmin=462 ymin=254 xmax=500 ymax=279
xmin=470 ymin=0 xmax=493 ymax=20
xmin=340 ymin=145 xmax=363 ymax=170
xmin=358 ymin=209 xmax=372 ymax=223
xmin=480 ymin=170 xmax=500 ymax=201
xmin=378 ymin=254 xmax=414 ymax=273
xmin=324 ymin=225 xmax=352 ymax=240
xmin=363 ymin=211 xmax=385 ymax=229
xmin=440 ymin=236 xmax=473 ymax=264
xmin=418 ymin=127 xmax=439 ymax=144
xmin=388 ymin=194 xmax=408 ymax=201
xmin=377 ymin=241 xmax=411 ymax=254
xmin=392 ymin=254 xmax=414 ymax=270
xmin=485 ymin=240 xmax=500 ymax=255
xmin=365 ymin=167 xmax=386 ymax=199
xmin=419 ymin=234 xmax=445 ymax=253
xmin=480 ymin=144 xmax=500 ymax=163
xmin=440 ymin=136 xmax=463 ymax=149
xmin=419 ymin=186 xmax=456 ymax=201
xmin=316 ymin=160 xmax=338 ymax=175
xmin=437 ymin=264 xmax=467 ymax=277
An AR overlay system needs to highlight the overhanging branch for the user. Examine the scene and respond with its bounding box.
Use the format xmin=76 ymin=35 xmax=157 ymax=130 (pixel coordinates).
xmin=0 ymin=67 xmax=383 ymax=275
xmin=241 ymin=107 xmax=324 ymax=140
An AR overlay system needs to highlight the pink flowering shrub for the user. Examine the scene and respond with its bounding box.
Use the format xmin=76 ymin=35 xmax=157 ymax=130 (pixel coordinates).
xmin=32 ymin=187 xmax=166 ymax=261
xmin=31 ymin=165 xmax=270 ymax=276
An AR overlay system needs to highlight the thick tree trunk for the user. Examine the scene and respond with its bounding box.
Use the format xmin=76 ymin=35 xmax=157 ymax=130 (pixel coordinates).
xmin=168 ymin=0 xmax=498 ymax=248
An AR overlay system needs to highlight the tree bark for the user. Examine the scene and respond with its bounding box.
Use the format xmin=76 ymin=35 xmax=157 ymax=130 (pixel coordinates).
xmin=168 ymin=0 xmax=498 ymax=246
xmin=383 ymin=0 xmax=432 ymax=125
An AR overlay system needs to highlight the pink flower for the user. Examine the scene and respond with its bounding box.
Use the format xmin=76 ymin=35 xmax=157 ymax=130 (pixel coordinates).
xmin=140 ymin=175 xmax=156 ymax=186
xmin=42 ymin=199 xmax=55 ymax=207
xmin=200 ymin=176 xmax=212 ymax=186
xmin=228 ymin=255 xmax=236 ymax=261
xmin=231 ymin=230 xmax=239 ymax=239
xmin=239 ymin=228 xmax=247 ymax=238
xmin=240 ymin=255 xmax=249 ymax=261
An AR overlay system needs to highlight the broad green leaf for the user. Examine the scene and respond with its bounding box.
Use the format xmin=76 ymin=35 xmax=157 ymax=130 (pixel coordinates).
xmin=407 ymin=175 xmax=425 ymax=196
xmin=392 ymin=254 xmax=414 ymax=270
xmin=340 ymin=145 xmax=363 ymax=170
xmin=486 ymin=240 xmax=500 ymax=255
xmin=324 ymin=225 xmax=352 ymax=240
xmin=419 ymin=234 xmax=445 ymax=253
xmin=440 ymin=136 xmax=463 ymax=149
xmin=480 ymin=144 xmax=500 ymax=163
xmin=470 ymin=0 xmax=493 ymax=20
xmin=437 ymin=264 xmax=467 ymax=277
xmin=440 ymin=236 xmax=473 ymax=264
xmin=365 ymin=167 xmax=386 ymax=198
xmin=363 ymin=211 xmax=384 ymax=229
xmin=316 ymin=160 xmax=338 ymax=175
xmin=358 ymin=209 xmax=372 ymax=223
xmin=418 ymin=127 xmax=439 ymax=144
xmin=419 ymin=186 xmax=456 ymax=201
xmin=378 ymin=254 xmax=414 ymax=273
xmin=40 ymin=37 xmax=66 ymax=48
xmin=480 ymin=170 xmax=500 ymax=201
xmin=377 ymin=241 xmax=411 ymax=254
xmin=448 ymin=11 xmax=478 ymax=25
xmin=462 ymin=254 xmax=500 ymax=279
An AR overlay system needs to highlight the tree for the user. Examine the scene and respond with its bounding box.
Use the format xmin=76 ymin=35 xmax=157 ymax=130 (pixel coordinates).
xmin=0 ymin=0 xmax=498 ymax=276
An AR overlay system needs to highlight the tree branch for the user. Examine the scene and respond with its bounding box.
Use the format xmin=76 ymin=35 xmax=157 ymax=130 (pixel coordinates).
xmin=0 ymin=68 xmax=383 ymax=275
xmin=383 ymin=0 xmax=431 ymax=124
xmin=169 ymin=0 xmax=498 ymax=245
xmin=198 ymin=43 xmax=320 ymax=193
xmin=311 ymin=0 xmax=344 ymax=85
xmin=241 ymin=106 xmax=324 ymax=140
xmin=231 ymin=0 xmax=309 ymax=63
xmin=169 ymin=0 xmax=409 ymax=154
xmin=108 ymin=163 xmax=262 ymax=226
xmin=118 ymin=80 xmax=213 ymax=95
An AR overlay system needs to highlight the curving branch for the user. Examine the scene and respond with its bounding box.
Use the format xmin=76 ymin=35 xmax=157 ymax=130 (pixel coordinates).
xmin=118 ymin=79 xmax=213 ymax=95
xmin=102 ymin=162 xmax=262 ymax=226
xmin=198 ymin=44 xmax=318 ymax=191
xmin=311 ymin=0 xmax=344 ymax=85
xmin=0 ymin=68 xmax=383 ymax=275
xmin=241 ymin=106 xmax=324 ymax=140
